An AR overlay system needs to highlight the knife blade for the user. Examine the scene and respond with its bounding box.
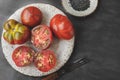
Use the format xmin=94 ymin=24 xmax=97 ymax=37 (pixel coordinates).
xmin=42 ymin=57 xmax=89 ymax=80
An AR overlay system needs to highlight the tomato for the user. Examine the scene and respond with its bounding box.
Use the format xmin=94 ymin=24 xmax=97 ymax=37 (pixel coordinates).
xmin=50 ymin=14 xmax=74 ymax=40
xmin=21 ymin=6 xmax=42 ymax=28
xmin=34 ymin=50 xmax=56 ymax=72
xmin=31 ymin=25 xmax=53 ymax=49
xmin=12 ymin=46 xmax=35 ymax=67
xmin=3 ymin=19 xmax=30 ymax=44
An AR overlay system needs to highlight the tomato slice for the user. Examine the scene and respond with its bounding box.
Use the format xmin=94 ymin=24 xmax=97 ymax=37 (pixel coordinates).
xmin=12 ymin=46 xmax=35 ymax=67
xmin=31 ymin=25 xmax=53 ymax=49
xmin=34 ymin=50 xmax=56 ymax=72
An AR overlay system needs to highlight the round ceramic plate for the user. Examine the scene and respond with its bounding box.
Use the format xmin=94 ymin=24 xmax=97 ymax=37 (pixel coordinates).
xmin=1 ymin=3 xmax=74 ymax=76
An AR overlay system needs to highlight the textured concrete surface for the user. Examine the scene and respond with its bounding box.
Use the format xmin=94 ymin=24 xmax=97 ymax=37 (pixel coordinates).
xmin=0 ymin=0 xmax=120 ymax=80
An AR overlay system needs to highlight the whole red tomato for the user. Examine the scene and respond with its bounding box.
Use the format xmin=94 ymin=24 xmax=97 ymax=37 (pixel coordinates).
xmin=34 ymin=50 xmax=56 ymax=72
xmin=50 ymin=14 xmax=74 ymax=40
xmin=31 ymin=24 xmax=53 ymax=49
xmin=12 ymin=46 xmax=35 ymax=67
xmin=21 ymin=6 xmax=42 ymax=28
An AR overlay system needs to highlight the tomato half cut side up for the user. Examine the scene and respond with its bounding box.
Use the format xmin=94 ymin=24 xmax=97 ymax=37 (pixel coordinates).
xmin=34 ymin=50 xmax=56 ymax=72
xmin=31 ymin=25 xmax=53 ymax=50
xmin=12 ymin=46 xmax=35 ymax=67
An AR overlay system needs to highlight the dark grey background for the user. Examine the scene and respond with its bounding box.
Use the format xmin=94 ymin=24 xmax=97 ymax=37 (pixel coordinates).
xmin=0 ymin=0 xmax=120 ymax=80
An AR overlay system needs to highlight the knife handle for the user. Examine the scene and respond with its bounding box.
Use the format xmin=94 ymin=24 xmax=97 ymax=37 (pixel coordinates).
xmin=42 ymin=72 xmax=58 ymax=80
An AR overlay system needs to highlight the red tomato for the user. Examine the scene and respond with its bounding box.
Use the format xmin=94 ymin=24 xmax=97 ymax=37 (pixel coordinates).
xmin=12 ymin=46 xmax=35 ymax=67
xmin=50 ymin=14 xmax=74 ymax=40
xmin=31 ymin=24 xmax=53 ymax=49
xmin=21 ymin=6 xmax=42 ymax=27
xmin=34 ymin=50 xmax=56 ymax=72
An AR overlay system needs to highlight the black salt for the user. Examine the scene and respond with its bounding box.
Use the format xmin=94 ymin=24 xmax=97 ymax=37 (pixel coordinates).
xmin=69 ymin=0 xmax=90 ymax=11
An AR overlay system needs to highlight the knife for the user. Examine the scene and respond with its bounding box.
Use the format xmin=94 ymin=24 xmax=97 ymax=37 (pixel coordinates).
xmin=41 ymin=57 xmax=89 ymax=80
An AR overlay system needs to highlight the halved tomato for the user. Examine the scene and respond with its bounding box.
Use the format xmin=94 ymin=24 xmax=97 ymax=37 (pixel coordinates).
xmin=34 ymin=50 xmax=56 ymax=72
xmin=31 ymin=24 xmax=53 ymax=49
xmin=12 ymin=46 xmax=35 ymax=67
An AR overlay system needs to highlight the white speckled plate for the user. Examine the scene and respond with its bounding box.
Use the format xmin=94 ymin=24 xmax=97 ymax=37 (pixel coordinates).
xmin=1 ymin=3 xmax=75 ymax=76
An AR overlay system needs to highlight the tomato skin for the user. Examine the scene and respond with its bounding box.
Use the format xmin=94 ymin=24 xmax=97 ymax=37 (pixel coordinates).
xmin=50 ymin=14 xmax=74 ymax=40
xmin=12 ymin=46 xmax=35 ymax=67
xmin=34 ymin=50 xmax=56 ymax=72
xmin=31 ymin=24 xmax=53 ymax=50
xmin=21 ymin=6 xmax=42 ymax=28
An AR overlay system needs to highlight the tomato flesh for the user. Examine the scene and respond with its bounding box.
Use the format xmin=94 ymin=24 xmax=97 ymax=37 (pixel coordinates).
xmin=31 ymin=25 xmax=53 ymax=49
xmin=34 ymin=50 xmax=56 ymax=72
xmin=12 ymin=46 xmax=35 ymax=67
xmin=21 ymin=6 xmax=42 ymax=28
xmin=50 ymin=14 xmax=74 ymax=40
